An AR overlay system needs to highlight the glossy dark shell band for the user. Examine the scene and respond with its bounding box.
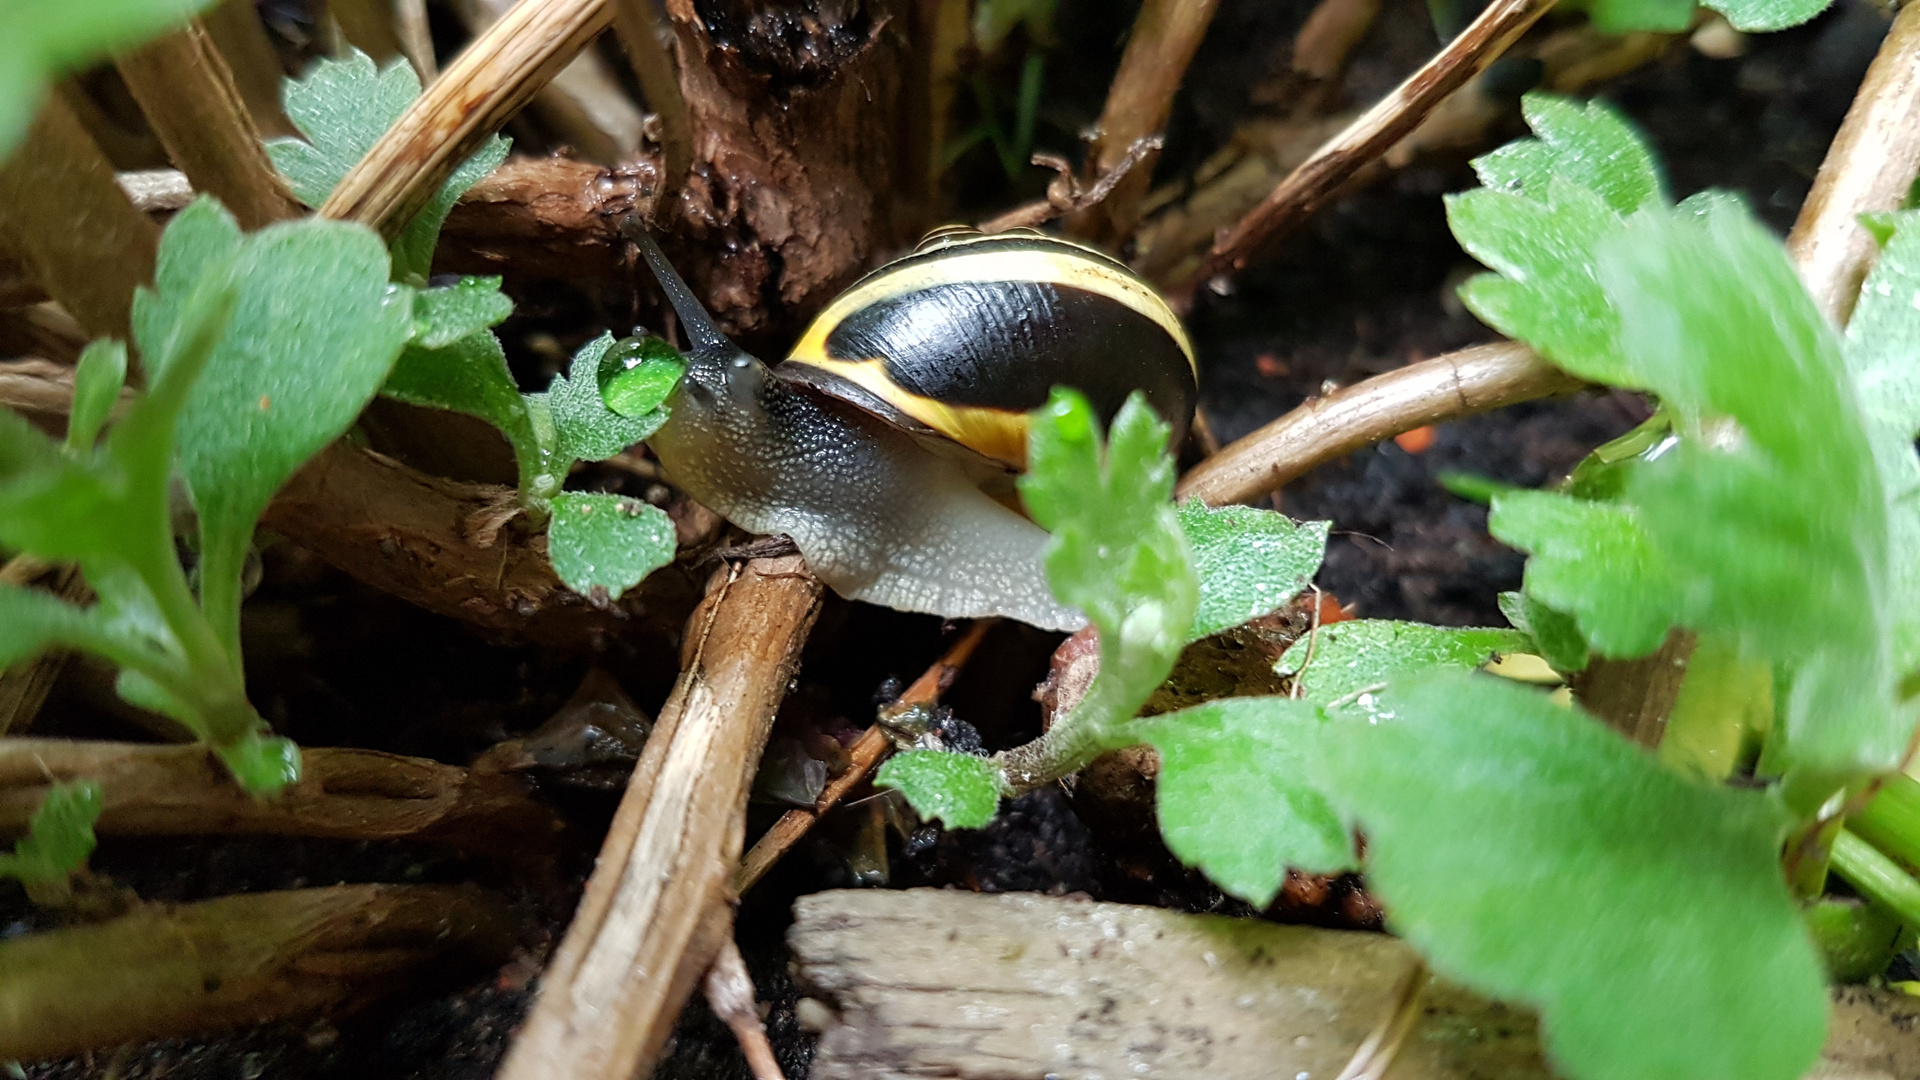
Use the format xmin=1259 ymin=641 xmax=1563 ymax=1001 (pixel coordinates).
xmin=782 ymin=229 xmax=1198 ymax=468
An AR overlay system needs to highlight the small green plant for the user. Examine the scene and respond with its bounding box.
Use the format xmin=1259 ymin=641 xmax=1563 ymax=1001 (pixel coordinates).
xmin=0 ymin=780 xmax=104 ymax=901
xmin=880 ymin=94 xmax=1920 ymax=1080
xmin=268 ymin=52 xmax=686 ymax=601
xmin=0 ymin=0 xmax=217 ymax=157
xmin=1 ymin=195 xmax=417 ymax=793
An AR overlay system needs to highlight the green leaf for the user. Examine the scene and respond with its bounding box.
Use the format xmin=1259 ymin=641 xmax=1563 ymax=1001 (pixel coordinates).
xmin=1449 ymin=94 xmax=1669 ymax=387
xmin=536 ymin=334 xmax=673 ymax=467
xmin=0 ymin=780 xmax=103 ymax=885
xmin=1323 ymin=671 xmax=1825 ymax=1080
xmin=0 ymin=0 xmax=215 ymax=158
xmin=1176 ymin=501 xmax=1328 ymax=642
xmin=383 ymin=330 xmax=540 ymax=482
xmin=600 ymin=336 xmax=687 ymax=419
xmin=1497 ymin=590 xmax=1589 ymax=673
xmin=1585 ymin=0 xmax=1694 ymax=32
xmin=1136 ymin=697 xmax=1352 ymax=905
xmin=546 ymin=492 xmax=677 ymax=601
xmin=1842 ymin=210 xmax=1920 ymax=684
xmin=1703 ymin=0 xmax=1831 ymax=32
xmin=1600 ymin=208 xmax=1897 ymax=782
xmin=66 ymin=339 xmax=126 ymax=453
xmin=412 ymin=276 xmax=513 ymax=349
xmin=1471 ymin=95 xmax=1663 ymax=214
xmin=134 ymin=198 xmax=413 ymax=657
xmin=0 ymin=584 xmax=101 ymax=670
xmin=1275 ymin=619 xmax=1529 ymax=712
xmin=267 ymin=50 xmax=509 ymax=281
xmin=875 ymin=750 xmax=1001 ymax=828
xmin=1488 ymin=489 xmax=1681 ymax=659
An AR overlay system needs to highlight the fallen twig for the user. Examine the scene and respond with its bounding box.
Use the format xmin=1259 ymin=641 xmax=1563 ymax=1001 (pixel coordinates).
xmin=1182 ymin=0 xmax=1557 ymax=300
xmin=1067 ymin=0 xmax=1223 ymax=241
xmin=0 ymin=739 xmax=562 ymax=850
xmin=319 ymin=0 xmax=615 ymax=239
xmin=1787 ymin=0 xmax=1920 ymax=324
xmin=497 ymin=555 xmax=823 ymax=1080
xmin=1175 ymin=342 xmax=1583 ymax=506
xmin=0 ymin=96 xmax=159 ymax=339
xmin=0 ymin=884 xmax=516 ymax=1062
xmin=455 ymin=0 xmax=644 ymax=165
xmin=115 ymin=20 xmax=303 ymax=231
xmin=199 ymin=0 xmax=296 ymax=137
xmin=704 ymin=935 xmax=787 ymax=1080
xmin=733 ymin=618 xmax=996 ymax=894
xmin=612 ymin=0 xmax=694 ymax=193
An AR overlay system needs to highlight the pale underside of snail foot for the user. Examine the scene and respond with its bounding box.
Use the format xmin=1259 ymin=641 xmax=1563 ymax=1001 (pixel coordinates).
xmin=649 ymin=386 xmax=1087 ymax=633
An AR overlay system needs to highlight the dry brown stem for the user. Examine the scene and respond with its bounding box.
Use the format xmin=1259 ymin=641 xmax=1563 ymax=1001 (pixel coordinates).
xmin=319 ymin=0 xmax=614 ymax=239
xmin=0 ymin=884 xmax=515 ymax=1061
xmin=497 ymin=555 xmax=823 ymax=1080
xmin=0 ymin=96 xmax=159 ymax=339
xmin=704 ymin=936 xmax=788 ymax=1080
xmin=611 ymin=0 xmax=694 ymax=190
xmin=1185 ymin=0 xmax=1556 ymax=297
xmin=1788 ymin=0 xmax=1920 ymax=325
xmin=1066 ymin=0 xmax=1223 ymax=242
xmin=733 ymin=618 xmax=995 ymax=893
xmin=115 ymin=21 xmax=303 ymax=231
xmin=455 ymin=0 xmax=645 ymax=165
xmin=199 ymin=0 xmax=296 ymax=137
xmin=0 ymin=739 xmax=561 ymax=849
xmin=1176 ymin=342 xmax=1582 ymax=506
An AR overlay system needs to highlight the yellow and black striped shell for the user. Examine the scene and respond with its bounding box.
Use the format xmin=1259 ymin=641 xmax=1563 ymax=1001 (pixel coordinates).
xmin=778 ymin=227 xmax=1198 ymax=469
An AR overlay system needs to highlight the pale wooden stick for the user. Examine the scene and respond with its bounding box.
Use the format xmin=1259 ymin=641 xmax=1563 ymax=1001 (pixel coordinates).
xmin=703 ymin=935 xmax=787 ymax=1080
xmin=611 ymin=0 xmax=694 ymax=189
xmin=0 ymin=739 xmax=561 ymax=849
xmin=1068 ymin=0 xmax=1222 ymax=241
xmin=496 ymin=555 xmax=823 ymax=1080
xmin=319 ymin=0 xmax=614 ymax=238
xmin=733 ymin=617 xmax=995 ymax=894
xmin=1187 ymin=0 xmax=1556 ymax=296
xmin=456 ymin=0 xmax=644 ymax=165
xmin=0 ymin=96 xmax=159 ymax=340
xmin=116 ymin=21 xmax=303 ymax=231
xmin=1787 ymin=0 xmax=1920 ymax=325
xmin=1175 ymin=342 xmax=1582 ymax=506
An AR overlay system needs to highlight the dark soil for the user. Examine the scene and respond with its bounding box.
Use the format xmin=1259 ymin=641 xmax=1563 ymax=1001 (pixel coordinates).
xmin=8 ymin=0 xmax=1887 ymax=1076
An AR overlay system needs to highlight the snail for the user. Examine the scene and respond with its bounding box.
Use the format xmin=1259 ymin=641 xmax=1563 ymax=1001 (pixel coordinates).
xmin=623 ymin=222 xmax=1197 ymax=633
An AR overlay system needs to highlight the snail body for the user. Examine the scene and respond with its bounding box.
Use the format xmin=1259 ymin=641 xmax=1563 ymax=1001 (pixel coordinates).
xmin=631 ymin=226 xmax=1196 ymax=632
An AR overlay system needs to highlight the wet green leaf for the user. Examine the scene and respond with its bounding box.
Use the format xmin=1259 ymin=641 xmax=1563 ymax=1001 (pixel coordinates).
xmin=535 ymin=334 xmax=670 ymax=466
xmin=412 ymin=277 xmax=513 ymax=349
xmin=546 ymin=492 xmax=676 ymax=601
xmin=876 ymin=750 xmax=1001 ymax=829
xmin=1275 ymin=619 xmax=1529 ymax=713
xmin=1176 ymin=502 xmax=1327 ymax=642
xmin=1488 ymin=489 xmax=1681 ymax=659
xmin=383 ymin=330 xmax=538 ymax=478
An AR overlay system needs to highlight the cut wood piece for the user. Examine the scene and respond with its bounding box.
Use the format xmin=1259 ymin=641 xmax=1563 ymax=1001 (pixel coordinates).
xmin=497 ymin=555 xmax=824 ymax=1080
xmin=790 ymin=889 xmax=1920 ymax=1080
xmin=0 ymin=884 xmax=516 ymax=1063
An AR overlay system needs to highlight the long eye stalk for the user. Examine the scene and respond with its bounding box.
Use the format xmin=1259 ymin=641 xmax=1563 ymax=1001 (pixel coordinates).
xmin=618 ymin=216 xmax=735 ymax=360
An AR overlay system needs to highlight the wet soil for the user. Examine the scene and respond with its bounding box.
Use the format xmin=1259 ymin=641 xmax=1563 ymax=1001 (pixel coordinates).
xmin=7 ymin=0 xmax=1889 ymax=1076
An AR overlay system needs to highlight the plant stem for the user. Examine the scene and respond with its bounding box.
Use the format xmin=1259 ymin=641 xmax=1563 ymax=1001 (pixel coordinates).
xmin=1848 ymin=772 xmax=1920 ymax=872
xmin=995 ymin=674 xmax=1135 ymax=795
xmin=1832 ymin=829 xmax=1920 ymax=929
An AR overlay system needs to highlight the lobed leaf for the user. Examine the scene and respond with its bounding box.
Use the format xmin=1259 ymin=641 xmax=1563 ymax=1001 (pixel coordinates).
xmin=875 ymin=750 xmax=1001 ymax=829
xmin=1136 ymin=697 xmax=1352 ymax=906
xmin=1585 ymin=0 xmax=1693 ymax=33
xmin=0 ymin=780 xmax=103 ymax=885
xmin=412 ymin=277 xmax=513 ymax=349
xmin=1471 ymin=95 xmax=1663 ymax=214
xmin=1323 ymin=671 xmax=1824 ymax=1080
xmin=0 ymin=584 xmax=103 ymax=671
xmin=1703 ymin=0 xmax=1831 ymax=31
xmin=383 ymin=330 xmax=540 ymax=476
xmin=134 ymin=198 xmax=413 ymax=657
xmin=545 ymin=492 xmax=677 ymax=602
xmin=1275 ymin=619 xmax=1529 ymax=713
xmin=1497 ymin=590 xmax=1589 ymax=673
xmin=66 ymin=339 xmax=127 ymax=453
xmin=1488 ymin=489 xmax=1680 ymax=659
xmin=1176 ymin=501 xmax=1328 ymax=642
xmin=535 ymin=334 xmax=672 ymax=466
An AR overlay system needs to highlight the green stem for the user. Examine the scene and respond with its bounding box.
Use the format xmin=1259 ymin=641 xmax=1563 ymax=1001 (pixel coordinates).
xmin=1849 ymin=772 xmax=1920 ymax=871
xmin=1832 ymin=829 xmax=1920 ymax=928
xmin=994 ymin=676 xmax=1135 ymax=795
